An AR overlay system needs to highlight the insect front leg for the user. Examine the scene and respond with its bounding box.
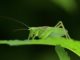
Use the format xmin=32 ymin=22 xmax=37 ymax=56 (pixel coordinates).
xmin=28 ymin=29 xmax=34 ymax=40
xmin=28 ymin=28 xmax=41 ymax=40
xmin=31 ymin=29 xmax=41 ymax=40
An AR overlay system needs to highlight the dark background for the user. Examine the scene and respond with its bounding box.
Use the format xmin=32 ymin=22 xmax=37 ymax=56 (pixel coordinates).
xmin=0 ymin=0 xmax=80 ymax=60
xmin=0 ymin=0 xmax=80 ymax=40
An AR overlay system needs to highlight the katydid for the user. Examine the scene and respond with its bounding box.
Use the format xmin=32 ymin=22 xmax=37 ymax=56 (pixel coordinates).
xmin=28 ymin=21 xmax=71 ymax=40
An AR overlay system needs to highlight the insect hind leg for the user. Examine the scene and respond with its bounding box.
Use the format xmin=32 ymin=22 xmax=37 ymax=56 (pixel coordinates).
xmin=55 ymin=21 xmax=64 ymax=28
xmin=55 ymin=21 xmax=71 ymax=39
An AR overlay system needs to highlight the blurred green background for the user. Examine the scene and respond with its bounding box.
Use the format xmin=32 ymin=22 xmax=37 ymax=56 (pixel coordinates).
xmin=0 ymin=0 xmax=80 ymax=60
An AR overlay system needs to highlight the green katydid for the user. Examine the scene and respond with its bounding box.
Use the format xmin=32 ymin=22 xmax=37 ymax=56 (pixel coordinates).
xmin=28 ymin=21 xmax=71 ymax=40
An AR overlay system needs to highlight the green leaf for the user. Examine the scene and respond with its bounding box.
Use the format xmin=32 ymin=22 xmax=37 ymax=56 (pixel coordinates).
xmin=0 ymin=37 xmax=80 ymax=57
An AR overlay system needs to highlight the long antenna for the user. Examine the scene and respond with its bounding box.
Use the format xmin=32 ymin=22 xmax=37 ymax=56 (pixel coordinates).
xmin=0 ymin=16 xmax=29 ymax=29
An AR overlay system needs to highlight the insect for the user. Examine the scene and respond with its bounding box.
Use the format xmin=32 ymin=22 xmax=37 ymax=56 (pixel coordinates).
xmin=28 ymin=21 xmax=71 ymax=40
